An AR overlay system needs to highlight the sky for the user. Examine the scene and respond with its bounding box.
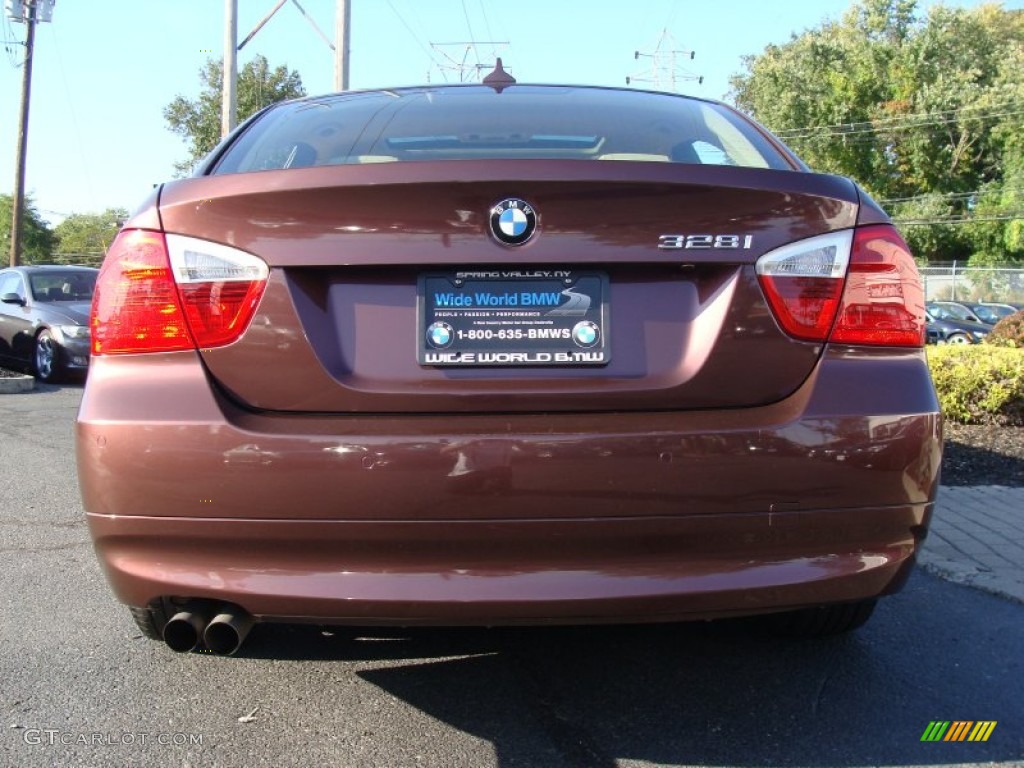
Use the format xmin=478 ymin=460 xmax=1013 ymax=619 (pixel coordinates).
xmin=1 ymin=0 xmax=1019 ymax=226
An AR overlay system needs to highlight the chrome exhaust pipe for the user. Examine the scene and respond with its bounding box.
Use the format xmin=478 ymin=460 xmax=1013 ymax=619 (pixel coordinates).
xmin=162 ymin=605 xmax=211 ymax=653
xmin=203 ymin=610 xmax=254 ymax=656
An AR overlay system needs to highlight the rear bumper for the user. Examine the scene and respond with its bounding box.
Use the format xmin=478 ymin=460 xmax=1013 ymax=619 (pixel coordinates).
xmin=77 ymin=348 xmax=941 ymax=624
xmin=87 ymin=507 xmax=928 ymax=624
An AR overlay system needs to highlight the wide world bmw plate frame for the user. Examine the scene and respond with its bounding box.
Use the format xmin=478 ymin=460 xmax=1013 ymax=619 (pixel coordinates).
xmin=418 ymin=269 xmax=610 ymax=367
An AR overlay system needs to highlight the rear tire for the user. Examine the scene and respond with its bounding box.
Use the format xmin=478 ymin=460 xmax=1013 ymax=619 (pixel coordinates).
xmin=763 ymin=599 xmax=877 ymax=637
xmin=129 ymin=604 xmax=167 ymax=641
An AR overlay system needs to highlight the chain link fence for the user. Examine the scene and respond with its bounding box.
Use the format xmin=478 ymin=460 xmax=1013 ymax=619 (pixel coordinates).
xmin=919 ymin=263 xmax=1024 ymax=304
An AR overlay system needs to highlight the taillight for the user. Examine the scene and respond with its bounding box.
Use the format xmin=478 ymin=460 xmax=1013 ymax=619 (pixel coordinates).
xmin=756 ymin=226 xmax=924 ymax=347
xmin=756 ymin=230 xmax=852 ymax=342
xmin=165 ymin=234 xmax=269 ymax=348
xmin=91 ymin=230 xmax=193 ymax=354
xmin=92 ymin=230 xmax=268 ymax=355
xmin=830 ymin=225 xmax=925 ymax=347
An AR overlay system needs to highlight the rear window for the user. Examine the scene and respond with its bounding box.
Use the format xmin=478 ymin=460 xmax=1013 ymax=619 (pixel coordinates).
xmin=29 ymin=272 xmax=96 ymax=302
xmin=214 ymin=85 xmax=793 ymax=174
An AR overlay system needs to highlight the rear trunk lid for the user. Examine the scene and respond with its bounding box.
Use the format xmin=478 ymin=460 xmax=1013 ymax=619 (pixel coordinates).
xmin=157 ymin=160 xmax=859 ymax=413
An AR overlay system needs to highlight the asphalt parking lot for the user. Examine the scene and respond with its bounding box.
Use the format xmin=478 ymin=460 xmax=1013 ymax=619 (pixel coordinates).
xmin=2 ymin=383 xmax=1022 ymax=768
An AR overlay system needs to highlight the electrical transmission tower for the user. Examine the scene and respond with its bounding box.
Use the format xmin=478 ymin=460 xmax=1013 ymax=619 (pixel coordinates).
xmin=626 ymin=29 xmax=703 ymax=93
xmin=428 ymin=41 xmax=509 ymax=83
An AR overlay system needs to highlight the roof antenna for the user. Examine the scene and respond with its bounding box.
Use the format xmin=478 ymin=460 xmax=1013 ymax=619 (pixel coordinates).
xmin=483 ymin=58 xmax=516 ymax=92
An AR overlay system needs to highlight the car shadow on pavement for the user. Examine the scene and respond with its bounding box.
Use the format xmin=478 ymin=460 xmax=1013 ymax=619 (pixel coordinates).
xmin=941 ymin=439 xmax=1024 ymax=486
xmin=237 ymin=569 xmax=1022 ymax=767
xmin=0 ymin=377 xmax=86 ymax=395
xmin=31 ymin=378 xmax=87 ymax=392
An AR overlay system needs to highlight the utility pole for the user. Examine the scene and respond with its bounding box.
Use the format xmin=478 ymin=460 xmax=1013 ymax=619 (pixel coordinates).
xmin=8 ymin=0 xmax=43 ymax=267
xmin=334 ymin=0 xmax=350 ymax=91
xmin=222 ymin=0 xmax=238 ymax=137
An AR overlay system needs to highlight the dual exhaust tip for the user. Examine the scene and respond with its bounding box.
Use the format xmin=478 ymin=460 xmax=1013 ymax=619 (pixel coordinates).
xmin=163 ymin=603 xmax=253 ymax=656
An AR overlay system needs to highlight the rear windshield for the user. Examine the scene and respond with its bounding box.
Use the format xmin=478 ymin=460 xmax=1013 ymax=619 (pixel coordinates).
xmin=214 ymin=85 xmax=793 ymax=174
xmin=29 ymin=271 xmax=96 ymax=302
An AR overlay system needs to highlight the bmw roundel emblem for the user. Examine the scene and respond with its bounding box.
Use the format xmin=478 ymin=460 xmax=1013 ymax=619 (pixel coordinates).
xmin=572 ymin=321 xmax=600 ymax=348
xmin=426 ymin=321 xmax=454 ymax=349
xmin=489 ymin=198 xmax=537 ymax=246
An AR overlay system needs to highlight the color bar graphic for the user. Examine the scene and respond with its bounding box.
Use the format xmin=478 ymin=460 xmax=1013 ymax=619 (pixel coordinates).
xmin=921 ymin=721 xmax=996 ymax=742
xmin=967 ymin=721 xmax=997 ymax=742
xmin=921 ymin=721 xmax=949 ymax=741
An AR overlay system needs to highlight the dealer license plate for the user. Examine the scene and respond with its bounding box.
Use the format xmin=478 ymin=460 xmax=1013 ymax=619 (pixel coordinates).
xmin=418 ymin=269 xmax=610 ymax=367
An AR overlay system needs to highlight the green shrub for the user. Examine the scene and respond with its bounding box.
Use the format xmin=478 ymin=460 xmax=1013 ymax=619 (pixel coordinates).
xmin=985 ymin=310 xmax=1024 ymax=348
xmin=927 ymin=345 xmax=1024 ymax=425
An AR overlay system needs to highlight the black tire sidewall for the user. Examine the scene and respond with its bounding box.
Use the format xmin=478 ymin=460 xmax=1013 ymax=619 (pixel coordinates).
xmin=34 ymin=329 xmax=63 ymax=383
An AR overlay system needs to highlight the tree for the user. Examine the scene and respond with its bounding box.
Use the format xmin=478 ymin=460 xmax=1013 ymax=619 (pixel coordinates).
xmin=53 ymin=208 xmax=128 ymax=267
xmin=729 ymin=0 xmax=1024 ymax=263
xmin=164 ymin=55 xmax=306 ymax=176
xmin=0 ymin=194 xmax=55 ymax=265
xmin=891 ymin=193 xmax=966 ymax=262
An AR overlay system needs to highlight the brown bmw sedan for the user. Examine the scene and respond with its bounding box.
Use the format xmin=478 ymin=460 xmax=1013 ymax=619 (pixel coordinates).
xmin=76 ymin=81 xmax=941 ymax=655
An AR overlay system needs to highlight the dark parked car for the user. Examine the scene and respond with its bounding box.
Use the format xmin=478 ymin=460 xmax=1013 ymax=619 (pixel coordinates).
xmin=924 ymin=309 xmax=990 ymax=344
xmin=0 ymin=265 xmax=97 ymax=381
xmin=926 ymin=301 xmax=984 ymax=325
xmin=77 ymin=78 xmax=940 ymax=656
xmin=965 ymin=302 xmax=1019 ymax=325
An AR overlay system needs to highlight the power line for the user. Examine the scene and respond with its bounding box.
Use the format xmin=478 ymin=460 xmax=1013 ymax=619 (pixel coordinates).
xmin=778 ymin=117 xmax=1024 ymax=154
xmin=384 ymin=0 xmax=438 ymax=77
xmin=38 ymin=207 xmax=75 ymax=219
xmin=400 ymin=0 xmax=432 ymax=47
xmin=665 ymin=1 xmax=680 ymax=30
xmin=774 ymin=102 xmax=1024 ymax=139
xmin=3 ymin=13 xmax=22 ymax=69
xmin=880 ymin=187 xmax=1024 ymax=206
xmin=482 ymin=0 xmax=510 ymax=54
xmin=430 ymin=41 xmax=508 ymax=83
xmin=894 ymin=211 xmax=1024 ymax=226
xmin=460 ymin=0 xmax=480 ymax=69
xmin=45 ymin=23 xmax=97 ymax=211
xmin=775 ymin=100 xmax=1023 ymax=135
xmin=477 ymin=0 xmax=495 ymax=51
xmin=882 ymin=190 xmax=980 ymax=205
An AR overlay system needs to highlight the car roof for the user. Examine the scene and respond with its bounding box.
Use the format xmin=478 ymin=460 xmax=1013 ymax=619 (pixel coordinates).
xmin=282 ymin=82 xmax=728 ymax=110
xmin=3 ymin=265 xmax=98 ymax=274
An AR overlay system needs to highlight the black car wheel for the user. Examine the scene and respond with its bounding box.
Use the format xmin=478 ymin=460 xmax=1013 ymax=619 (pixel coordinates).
xmin=33 ymin=329 xmax=63 ymax=382
xmin=945 ymin=332 xmax=971 ymax=345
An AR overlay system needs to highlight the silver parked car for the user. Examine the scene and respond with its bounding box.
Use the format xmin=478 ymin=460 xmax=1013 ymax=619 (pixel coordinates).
xmin=0 ymin=265 xmax=97 ymax=381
